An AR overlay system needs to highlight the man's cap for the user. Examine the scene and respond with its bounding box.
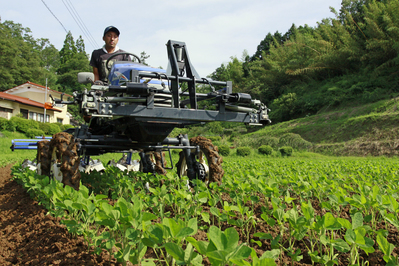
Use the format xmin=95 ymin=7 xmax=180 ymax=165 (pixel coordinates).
xmin=103 ymin=26 xmax=120 ymax=37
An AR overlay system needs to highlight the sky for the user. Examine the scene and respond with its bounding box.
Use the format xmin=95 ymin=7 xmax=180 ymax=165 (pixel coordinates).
xmin=2 ymin=0 xmax=343 ymax=77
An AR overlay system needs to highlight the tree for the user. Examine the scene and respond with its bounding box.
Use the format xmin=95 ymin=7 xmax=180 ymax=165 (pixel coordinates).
xmin=210 ymin=56 xmax=244 ymax=92
xmin=57 ymin=32 xmax=91 ymax=93
xmin=206 ymin=0 xmax=398 ymax=123
xmin=282 ymin=24 xmax=299 ymax=43
xmin=338 ymin=0 xmax=369 ymax=24
xmin=140 ymin=51 xmax=150 ymax=66
xmin=59 ymin=32 xmax=77 ymax=69
xmin=76 ymin=36 xmax=86 ymax=54
xmin=35 ymin=38 xmax=59 ymax=88
xmin=361 ymin=0 xmax=399 ymax=76
xmin=251 ymin=31 xmax=284 ymax=61
xmin=0 ymin=21 xmax=18 ymax=90
xmin=251 ymin=25 xmax=307 ymax=62
xmin=0 ymin=20 xmax=49 ymax=91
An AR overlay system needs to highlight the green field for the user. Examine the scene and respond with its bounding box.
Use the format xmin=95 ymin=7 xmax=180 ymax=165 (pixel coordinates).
xmin=12 ymin=155 xmax=399 ymax=265
xmin=0 ymin=131 xmax=37 ymax=167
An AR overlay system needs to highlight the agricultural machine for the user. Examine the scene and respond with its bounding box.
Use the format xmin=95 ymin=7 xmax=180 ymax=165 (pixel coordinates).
xmin=33 ymin=40 xmax=271 ymax=189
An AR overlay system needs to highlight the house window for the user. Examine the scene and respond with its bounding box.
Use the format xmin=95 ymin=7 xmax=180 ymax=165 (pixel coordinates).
xmin=0 ymin=107 xmax=12 ymax=113
xmin=20 ymin=109 xmax=29 ymax=119
xmin=57 ymin=118 xmax=63 ymax=124
xmin=29 ymin=112 xmax=50 ymax=122
xmin=0 ymin=107 xmax=12 ymax=119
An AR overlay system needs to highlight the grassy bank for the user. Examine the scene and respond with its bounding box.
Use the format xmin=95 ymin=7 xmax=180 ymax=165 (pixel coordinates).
xmin=229 ymin=97 xmax=399 ymax=157
xmin=2 ymin=96 xmax=398 ymax=168
xmin=0 ymin=131 xmax=37 ymax=167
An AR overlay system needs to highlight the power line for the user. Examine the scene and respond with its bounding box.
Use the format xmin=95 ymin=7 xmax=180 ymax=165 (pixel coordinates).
xmin=66 ymin=0 xmax=99 ymax=48
xmin=41 ymin=0 xmax=68 ymax=34
xmin=61 ymin=0 xmax=99 ymax=49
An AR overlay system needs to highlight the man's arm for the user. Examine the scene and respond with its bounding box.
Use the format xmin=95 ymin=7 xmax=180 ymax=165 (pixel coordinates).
xmin=90 ymin=49 xmax=101 ymax=81
xmin=93 ymin=67 xmax=100 ymax=81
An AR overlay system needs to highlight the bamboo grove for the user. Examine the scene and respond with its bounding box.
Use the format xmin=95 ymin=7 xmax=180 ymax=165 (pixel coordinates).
xmin=1 ymin=0 xmax=398 ymax=123
xmin=210 ymin=0 xmax=399 ymax=122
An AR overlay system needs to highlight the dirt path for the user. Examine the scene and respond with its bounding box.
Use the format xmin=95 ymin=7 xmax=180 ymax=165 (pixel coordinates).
xmin=0 ymin=164 xmax=118 ymax=266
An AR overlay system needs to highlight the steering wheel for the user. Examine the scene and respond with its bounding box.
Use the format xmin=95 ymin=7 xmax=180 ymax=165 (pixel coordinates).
xmin=105 ymin=52 xmax=141 ymax=71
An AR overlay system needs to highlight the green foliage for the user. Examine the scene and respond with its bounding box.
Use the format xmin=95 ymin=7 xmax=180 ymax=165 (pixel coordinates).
xmin=270 ymin=93 xmax=298 ymax=121
xmin=1 ymin=0 xmax=399 ymax=125
xmin=209 ymin=0 xmax=399 ymax=123
xmin=38 ymin=122 xmax=61 ymax=135
xmin=36 ymin=38 xmax=59 ymax=87
xmin=210 ymin=57 xmax=244 ymax=89
xmin=171 ymin=149 xmax=181 ymax=155
xmin=57 ymin=33 xmax=91 ymax=92
xmin=278 ymin=133 xmax=313 ymax=151
xmin=4 ymin=117 xmax=62 ymax=136
xmin=0 ymin=117 xmax=15 ymax=131
xmin=206 ymin=122 xmax=224 ymax=135
xmin=222 ymin=128 xmax=234 ymax=135
xmin=207 ymin=136 xmax=221 ymax=143
xmin=279 ymin=146 xmax=293 ymax=156
xmin=25 ymin=128 xmax=45 ymax=138
xmin=0 ymin=20 xmax=55 ymax=90
xmin=47 ymin=123 xmax=61 ymax=135
xmin=0 ymin=20 xmax=90 ymax=93
xmin=362 ymin=0 xmax=399 ymax=75
xmin=10 ymin=117 xmax=39 ymax=133
xmin=236 ymin=135 xmax=280 ymax=150
xmin=218 ymin=145 xmax=230 ymax=156
xmin=60 ymin=124 xmax=74 ymax=131
xmin=11 ymin=154 xmax=399 ymax=265
xmin=0 ymin=131 xmax=36 ymax=166
xmin=258 ymin=145 xmax=273 ymax=155
xmin=236 ymin=146 xmax=252 ymax=157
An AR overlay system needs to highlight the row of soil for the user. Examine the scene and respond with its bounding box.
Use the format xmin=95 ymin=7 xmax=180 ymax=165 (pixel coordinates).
xmin=0 ymin=164 xmax=119 ymax=266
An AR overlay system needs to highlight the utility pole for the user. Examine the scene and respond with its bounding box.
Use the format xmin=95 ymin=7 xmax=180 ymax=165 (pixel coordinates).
xmin=44 ymin=78 xmax=48 ymax=123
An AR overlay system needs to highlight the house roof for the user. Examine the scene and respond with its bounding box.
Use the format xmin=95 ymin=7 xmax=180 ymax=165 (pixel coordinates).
xmin=0 ymin=91 xmax=61 ymax=112
xmin=4 ymin=81 xmax=73 ymax=98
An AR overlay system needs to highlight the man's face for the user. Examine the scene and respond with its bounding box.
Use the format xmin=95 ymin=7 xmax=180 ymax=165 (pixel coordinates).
xmin=103 ymin=31 xmax=119 ymax=49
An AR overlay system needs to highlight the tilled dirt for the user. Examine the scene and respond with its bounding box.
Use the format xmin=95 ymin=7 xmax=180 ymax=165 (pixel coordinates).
xmin=0 ymin=164 xmax=119 ymax=266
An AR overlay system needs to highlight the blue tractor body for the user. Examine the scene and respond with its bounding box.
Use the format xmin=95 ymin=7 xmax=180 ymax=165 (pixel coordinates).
xmin=108 ymin=62 xmax=166 ymax=86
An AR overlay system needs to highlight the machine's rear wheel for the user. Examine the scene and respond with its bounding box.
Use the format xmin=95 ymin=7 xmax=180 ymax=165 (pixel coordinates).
xmin=154 ymin=151 xmax=167 ymax=175
xmin=176 ymin=136 xmax=224 ymax=186
xmin=49 ymin=132 xmax=81 ymax=190
xmin=139 ymin=151 xmax=167 ymax=175
xmin=37 ymin=140 xmax=51 ymax=176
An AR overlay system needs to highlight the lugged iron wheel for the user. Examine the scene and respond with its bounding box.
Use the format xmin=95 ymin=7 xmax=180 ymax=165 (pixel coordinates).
xmin=154 ymin=151 xmax=167 ymax=175
xmin=176 ymin=136 xmax=224 ymax=186
xmin=140 ymin=151 xmax=167 ymax=175
xmin=49 ymin=132 xmax=81 ymax=190
xmin=37 ymin=140 xmax=51 ymax=176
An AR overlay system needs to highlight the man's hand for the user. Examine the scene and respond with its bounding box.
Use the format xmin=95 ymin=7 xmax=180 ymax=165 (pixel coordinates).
xmin=94 ymin=80 xmax=104 ymax=85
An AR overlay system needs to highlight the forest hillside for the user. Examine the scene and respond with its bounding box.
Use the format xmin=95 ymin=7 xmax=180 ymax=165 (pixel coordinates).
xmin=1 ymin=0 xmax=398 ymax=156
xmin=211 ymin=0 xmax=399 ymax=123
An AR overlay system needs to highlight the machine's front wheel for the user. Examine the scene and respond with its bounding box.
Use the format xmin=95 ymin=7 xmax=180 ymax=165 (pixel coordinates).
xmin=176 ymin=136 xmax=224 ymax=186
xmin=37 ymin=140 xmax=51 ymax=176
xmin=49 ymin=132 xmax=81 ymax=190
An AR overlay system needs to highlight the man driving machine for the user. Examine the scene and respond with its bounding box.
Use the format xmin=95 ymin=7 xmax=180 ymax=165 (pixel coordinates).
xmin=89 ymin=26 xmax=131 ymax=83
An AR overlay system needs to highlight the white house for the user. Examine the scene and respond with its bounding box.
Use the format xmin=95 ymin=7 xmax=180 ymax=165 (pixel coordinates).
xmin=0 ymin=81 xmax=73 ymax=124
